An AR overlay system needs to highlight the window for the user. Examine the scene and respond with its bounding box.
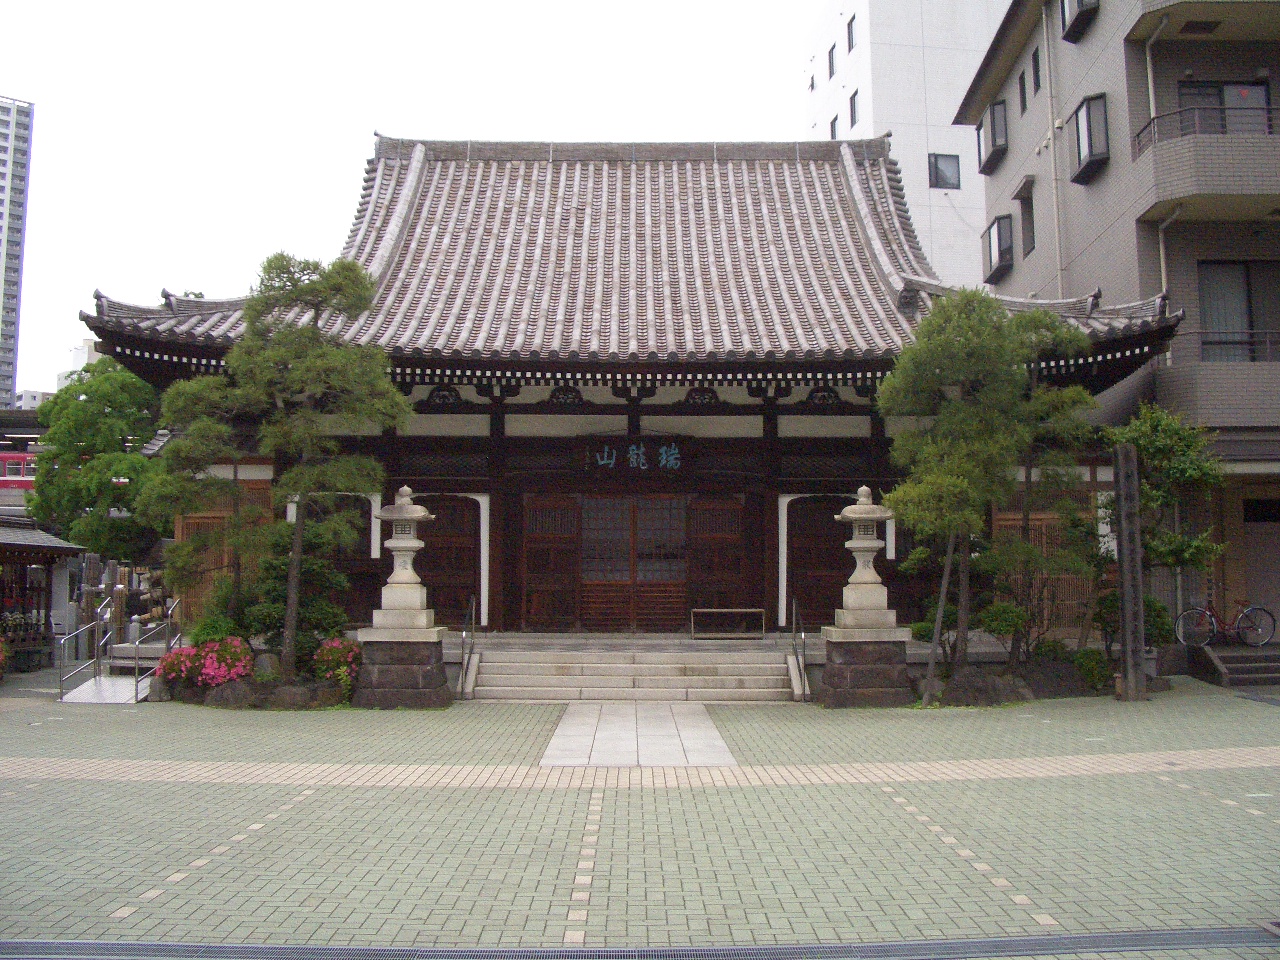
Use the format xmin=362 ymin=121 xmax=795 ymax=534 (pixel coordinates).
xmin=977 ymin=100 xmax=1008 ymax=174
xmin=1019 ymin=72 xmax=1028 ymax=114
xmin=1199 ymin=261 xmax=1280 ymax=361
xmin=830 ymin=116 xmax=839 ymax=140
xmin=983 ymin=215 xmax=1014 ymax=283
xmin=1059 ymin=0 xmax=1099 ymax=42
xmin=1020 ymin=193 xmax=1036 ymax=256
xmin=1178 ymin=82 xmax=1271 ymax=135
xmin=928 ymin=153 xmax=961 ymax=189
xmin=847 ymin=15 xmax=857 ymax=51
xmin=1068 ymin=93 xmax=1109 ymax=183
xmin=828 ymin=45 xmax=837 ymax=78
xmin=1032 ymin=48 xmax=1041 ymax=93
xmin=849 ymin=90 xmax=859 ymax=128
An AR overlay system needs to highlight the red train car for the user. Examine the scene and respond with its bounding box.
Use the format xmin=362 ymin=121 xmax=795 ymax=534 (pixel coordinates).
xmin=0 ymin=452 xmax=37 ymax=491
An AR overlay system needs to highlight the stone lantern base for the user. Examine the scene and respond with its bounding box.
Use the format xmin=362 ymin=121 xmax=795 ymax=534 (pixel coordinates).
xmin=816 ymin=612 xmax=916 ymax=709
xmin=351 ymin=584 xmax=453 ymax=709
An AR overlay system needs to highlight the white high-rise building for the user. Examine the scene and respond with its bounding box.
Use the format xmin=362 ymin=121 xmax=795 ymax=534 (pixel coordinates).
xmin=804 ymin=2 xmax=1006 ymax=286
xmin=0 ymin=97 xmax=32 ymax=408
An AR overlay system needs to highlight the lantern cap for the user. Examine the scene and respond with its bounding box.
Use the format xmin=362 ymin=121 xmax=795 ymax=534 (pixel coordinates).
xmin=376 ymin=485 xmax=434 ymax=524
xmin=836 ymin=486 xmax=893 ymax=524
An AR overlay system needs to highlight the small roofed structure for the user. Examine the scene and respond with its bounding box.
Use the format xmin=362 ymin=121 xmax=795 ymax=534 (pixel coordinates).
xmin=0 ymin=517 xmax=83 ymax=671
xmin=79 ymin=137 xmax=1180 ymax=636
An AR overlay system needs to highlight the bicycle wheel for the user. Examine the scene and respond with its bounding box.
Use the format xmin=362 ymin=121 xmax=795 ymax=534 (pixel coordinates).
xmin=1236 ymin=607 xmax=1276 ymax=647
xmin=1175 ymin=608 xmax=1217 ymax=646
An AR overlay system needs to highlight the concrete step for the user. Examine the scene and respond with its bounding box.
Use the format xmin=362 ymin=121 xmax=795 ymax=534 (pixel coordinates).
xmin=61 ymin=675 xmax=150 ymax=704
xmin=478 ymin=649 xmax=783 ymax=665
xmin=473 ymin=685 xmax=791 ymax=702
xmin=1227 ymin=671 xmax=1280 ymax=686
xmin=107 ymin=643 xmax=168 ymax=660
xmin=480 ymin=661 xmax=785 ymax=678
xmin=478 ymin=672 xmax=790 ymax=691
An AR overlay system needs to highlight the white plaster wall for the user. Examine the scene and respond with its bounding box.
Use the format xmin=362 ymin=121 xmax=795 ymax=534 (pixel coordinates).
xmin=506 ymin=415 xmax=628 ymax=437
xmin=778 ymin=415 xmax=871 ymax=438
xmin=640 ymin=416 xmax=764 ymax=438
xmin=400 ymin=414 xmax=490 ymax=437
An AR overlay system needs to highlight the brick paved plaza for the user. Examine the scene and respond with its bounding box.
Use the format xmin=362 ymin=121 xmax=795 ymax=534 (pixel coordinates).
xmin=1 ymin=672 xmax=1278 ymax=959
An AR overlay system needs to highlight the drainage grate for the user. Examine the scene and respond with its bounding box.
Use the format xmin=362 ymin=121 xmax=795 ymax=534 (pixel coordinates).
xmin=1 ymin=926 xmax=1277 ymax=960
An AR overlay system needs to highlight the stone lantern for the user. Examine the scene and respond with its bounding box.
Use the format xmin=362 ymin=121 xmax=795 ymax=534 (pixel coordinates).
xmin=817 ymin=485 xmax=915 ymax=708
xmin=352 ymin=486 xmax=452 ymax=709
xmin=833 ymin=486 xmax=896 ymax=626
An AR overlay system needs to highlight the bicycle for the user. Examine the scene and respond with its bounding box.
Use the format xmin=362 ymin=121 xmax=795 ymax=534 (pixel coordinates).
xmin=1174 ymin=584 xmax=1276 ymax=648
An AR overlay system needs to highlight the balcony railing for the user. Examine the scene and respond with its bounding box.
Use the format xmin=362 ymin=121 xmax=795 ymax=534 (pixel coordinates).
xmin=1132 ymin=107 xmax=1277 ymax=159
xmin=1201 ymin=330 xmax=1280 ymax=363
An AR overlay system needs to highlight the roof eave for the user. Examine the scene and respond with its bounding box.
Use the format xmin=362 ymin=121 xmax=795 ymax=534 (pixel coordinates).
xmin=954 ymin=0 xmax=1043 ymax=126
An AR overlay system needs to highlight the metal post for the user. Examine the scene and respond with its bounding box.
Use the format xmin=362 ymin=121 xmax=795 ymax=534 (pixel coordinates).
xmin=1114 ymin=443 xmax=1147 ymax=701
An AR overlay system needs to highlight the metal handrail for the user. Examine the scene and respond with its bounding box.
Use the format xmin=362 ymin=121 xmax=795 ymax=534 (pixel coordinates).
xmin=790 ymin=597 xmax=809 ymax=703
xmin=456 ymin=595 xmax=477 ymax=699
xmin=1200 ymin=331 xmax=1280 ymax=363
xmin=57 ymin=596 xmax=113 ymax=700
xmin=1133 ymin=105 xmax=1277 ymax=158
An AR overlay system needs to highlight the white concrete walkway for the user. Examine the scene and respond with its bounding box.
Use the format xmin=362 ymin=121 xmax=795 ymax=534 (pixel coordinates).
xmin=539 ymin=702 xmax=738 ymax=767
xmin=60 ymin=676 xmax=149 ymax=704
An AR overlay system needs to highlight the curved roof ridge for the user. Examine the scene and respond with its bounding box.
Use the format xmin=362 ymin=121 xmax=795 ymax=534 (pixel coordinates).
xmin=82 ymin=137 xmax=1180 ymax=368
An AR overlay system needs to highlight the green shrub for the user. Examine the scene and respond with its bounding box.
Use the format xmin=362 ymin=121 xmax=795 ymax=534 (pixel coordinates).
xmin=1093 ymin=591 xmax=1176 ymax=647
xmin=1144 ymin=595 xmax=1175 ymax=647
xmin=976 ymin=601 xmax=1029 ymax=640
xmin=910 ymin=622 xmax=933 ymax=643
xmin=314 ymin=636 xmax=362 ymax=702
xmin=1073 ymin=648 xmax=1113 ymax=692
xmin=190 ymin=614 xmax=237 ymax=646
xmin=1032 ymin=638 xmax=1071 ymax=661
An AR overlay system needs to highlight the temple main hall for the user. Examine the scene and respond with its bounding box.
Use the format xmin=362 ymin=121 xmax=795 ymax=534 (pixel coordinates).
xmin=83 ymin=137 xmax=1177 ymax=636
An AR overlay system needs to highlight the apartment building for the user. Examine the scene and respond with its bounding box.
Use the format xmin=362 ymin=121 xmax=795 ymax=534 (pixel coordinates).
xmin=805 ymin=0 xmax=1008 ymax=284
xmin=0 ymin=97 xmax=31 ymax=409
xmin=955 ymin=0 xmax=1280 ymax=615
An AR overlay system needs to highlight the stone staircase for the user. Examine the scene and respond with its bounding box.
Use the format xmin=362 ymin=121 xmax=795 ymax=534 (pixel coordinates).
xmin=105 ymin=642 xmax=169 ymax=676
xmin=472 ymin=648 xmax=792 ymax=701
xmin=1189 ymin=644 xmax=1280 ymax=687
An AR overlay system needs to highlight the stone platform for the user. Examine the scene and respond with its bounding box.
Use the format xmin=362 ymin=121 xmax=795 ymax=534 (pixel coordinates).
xmin=815 ymin=635 xmax=916 ymax=708
xmin=352 ymin=637 xmax=453 ymax=709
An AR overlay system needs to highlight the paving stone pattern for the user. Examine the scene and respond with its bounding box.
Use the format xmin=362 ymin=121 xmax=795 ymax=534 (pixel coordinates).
xmin=0 ymin=673 xmax=1277 ymax=956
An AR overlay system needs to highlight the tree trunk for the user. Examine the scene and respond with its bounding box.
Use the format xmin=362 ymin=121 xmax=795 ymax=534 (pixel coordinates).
xmin=228 ymin=461 xmax=244 ymax=628
xmin=1011 ymin=448 xmax=1035 ymax=664
xmin=281 ymin=493 xmax=307 ymax=683
xmin=922 ymin=532 xmax=957 ymax=708
xmin=953 ymin=537 xmax=972 ymax=666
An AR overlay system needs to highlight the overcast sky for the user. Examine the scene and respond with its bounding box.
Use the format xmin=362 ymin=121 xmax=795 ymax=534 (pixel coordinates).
xmin=2 ymin=0 xmax=824 ymax=393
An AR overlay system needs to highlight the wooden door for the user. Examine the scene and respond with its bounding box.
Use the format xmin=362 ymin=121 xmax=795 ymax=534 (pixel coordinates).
xmin=788 ymin=496 xmax=852 ymax=628
xmin=522 ymin=495 xmax=580 ymax=630
xmin=577 ymin=496 xmax=688 ymax=632
xmin=688 ymin=496 xmax=745 ymax=610
xmin=634 ymin=496 xmax=688 ymax=632
xmin=415 ymin=495 xmax=480 ymax=627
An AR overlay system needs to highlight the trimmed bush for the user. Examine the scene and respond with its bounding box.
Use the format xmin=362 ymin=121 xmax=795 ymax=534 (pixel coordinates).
xmin=1073 ymin=648 xmax=1112 ymax=692
xmin=313 ymin=637 xmax=361 ymax=703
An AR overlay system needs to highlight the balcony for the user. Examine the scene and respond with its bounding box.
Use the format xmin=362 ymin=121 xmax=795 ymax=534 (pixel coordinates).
xmin=1132 ymin=107 xmax=1280 ymax=220
xmin=1134 ymin=106 xmax=1277 ymax=158
xmin=1201 ymin=330 xmax=1280 ymax=363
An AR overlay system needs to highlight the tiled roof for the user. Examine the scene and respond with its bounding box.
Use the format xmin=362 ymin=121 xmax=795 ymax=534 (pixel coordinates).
xmin=0 ymin=518 xmax=83 ymax=556
xmin=83 ymin=137 xmax=1177 ymax=367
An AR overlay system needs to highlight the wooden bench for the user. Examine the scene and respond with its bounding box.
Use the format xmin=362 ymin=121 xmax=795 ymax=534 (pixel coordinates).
xmin=689 ymin=608 xmax=767 ymax=642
